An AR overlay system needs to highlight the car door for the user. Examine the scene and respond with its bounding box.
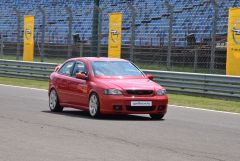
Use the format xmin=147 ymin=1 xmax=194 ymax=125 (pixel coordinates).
xmin=68 ymin=61 xmax=89 ymax=108
xmin=56 ymin=61 xmax=75 ymax=104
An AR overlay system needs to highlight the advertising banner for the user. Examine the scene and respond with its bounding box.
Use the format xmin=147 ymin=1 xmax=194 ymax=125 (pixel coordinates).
xmin=227 ymin=8 xmax=240 ymax=76
xmin=108 ymin=13 xmax=122 ymax=58
xmin=23 ymin=15 xmax=34 ymax=61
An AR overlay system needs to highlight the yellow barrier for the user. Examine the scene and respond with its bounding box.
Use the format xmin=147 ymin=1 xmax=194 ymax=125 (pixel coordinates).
xmin=226 ymin=8 xmax=240 ymax=76
xmin=108 ymin=13 xmax=122 ymax=58
xmin=23 ymin=15 xmax=34 ymax=62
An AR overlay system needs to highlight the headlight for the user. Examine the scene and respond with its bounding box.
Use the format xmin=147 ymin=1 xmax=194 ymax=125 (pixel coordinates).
xmin=156 ymin=89 xmax=166 ymax=96
xmin=103 ymin=89 xmax=123 ymax=95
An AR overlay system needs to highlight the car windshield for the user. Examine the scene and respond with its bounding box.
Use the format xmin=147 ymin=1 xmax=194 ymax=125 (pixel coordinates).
xmin=91 ymin=61 xmax=144 ymax=77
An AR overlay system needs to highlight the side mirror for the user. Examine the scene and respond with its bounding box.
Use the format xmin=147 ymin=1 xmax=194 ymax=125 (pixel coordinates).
xmin=146 ymin=74 xmax=153 ymax=80
xmin=54 ymin=64 xmax=61 ymax=72
xmin=76 ymin=73 xmax=87 ymax=80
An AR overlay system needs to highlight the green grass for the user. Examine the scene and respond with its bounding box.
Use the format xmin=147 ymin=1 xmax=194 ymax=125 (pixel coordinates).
xmin=0 ymin=76 xmax=239 ymax=113
xmin=169 ymin=94 xmax=240 ymax=113
xmin=0 ymin=77 xmax=48 ymax=90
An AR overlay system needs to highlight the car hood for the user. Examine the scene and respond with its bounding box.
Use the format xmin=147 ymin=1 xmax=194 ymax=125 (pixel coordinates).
xmin=96 ymin=78 xmax=161 ymax=90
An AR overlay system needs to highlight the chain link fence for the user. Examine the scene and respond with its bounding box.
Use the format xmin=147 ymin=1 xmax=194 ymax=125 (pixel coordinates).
xmin=0 ymin=0 xmax=238 ymax=74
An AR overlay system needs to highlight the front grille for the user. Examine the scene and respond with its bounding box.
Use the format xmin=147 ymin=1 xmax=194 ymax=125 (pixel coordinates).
xmin=126 ymin=90 xmax=153 ymax=95
xmin=126 ymin=106 xmax=156 ymax=111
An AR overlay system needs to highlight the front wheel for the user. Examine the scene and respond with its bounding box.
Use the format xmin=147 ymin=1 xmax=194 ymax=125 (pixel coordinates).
xmin=149 ymin=114 xmax=165 ymax=120
xmin=49 ymin=89 xmax=63 ymax=112
xmin=89 ymin=93 xmax=101 ymax=118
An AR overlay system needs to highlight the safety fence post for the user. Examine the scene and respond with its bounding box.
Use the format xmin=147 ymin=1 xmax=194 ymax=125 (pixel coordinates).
xmin=38 ymin=6 xmax=46 ymax=62
xmin=164 ymin=0 xmax=174 ymax=70
xmin=13 ymin=8 xmax=21 ymax=60
xmin=128 ymin=2 xmax=136 ymax=62
xmin=210 ymin=0 xmax=218 ymax=73
xmin=65 ymin=6 xmax=73 ymax=58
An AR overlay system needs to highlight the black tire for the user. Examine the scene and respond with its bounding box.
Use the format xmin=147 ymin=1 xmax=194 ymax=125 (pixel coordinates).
xmin=89 ymin=93 xmax=101 ymax=118
xmin=49 ymin=89 xmax=63 ymax=112
xmin=149 ymin=114 xmax=165 ymax=120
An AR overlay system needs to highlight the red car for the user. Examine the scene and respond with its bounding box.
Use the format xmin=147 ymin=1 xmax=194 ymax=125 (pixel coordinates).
xmin=48 ymin=57 xmax=168 ymax=119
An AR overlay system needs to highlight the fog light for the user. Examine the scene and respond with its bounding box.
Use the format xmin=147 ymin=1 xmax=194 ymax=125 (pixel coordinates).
xmin=158 ymin=105 xmax=166 ymax=111
xmin=113 ymin=105 xmax=123 ymax=111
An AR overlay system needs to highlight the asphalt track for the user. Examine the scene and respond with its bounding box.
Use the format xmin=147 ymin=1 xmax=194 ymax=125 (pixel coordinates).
xmin=0 ymin=85 xmax=240 ymax=161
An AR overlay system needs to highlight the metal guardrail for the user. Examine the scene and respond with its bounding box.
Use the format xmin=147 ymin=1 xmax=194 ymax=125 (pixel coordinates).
xmin=0 ymin=59 xmax=240 ymax=99
xmin=0 ymin=59 xmax=55 ymax=80
xmin=144 ymin=70 xmax=240 ymax=99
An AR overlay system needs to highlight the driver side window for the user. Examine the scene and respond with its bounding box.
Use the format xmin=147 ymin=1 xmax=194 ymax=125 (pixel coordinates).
xmin=58 ymin=61 xmax=75 ymax=76
xmin=72 ymin=61 xmax=88 ymax=77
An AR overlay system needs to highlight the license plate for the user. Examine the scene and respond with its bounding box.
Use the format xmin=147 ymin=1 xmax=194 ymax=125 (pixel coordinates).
xmin=131 ymin=101 xmax=152 ymax=107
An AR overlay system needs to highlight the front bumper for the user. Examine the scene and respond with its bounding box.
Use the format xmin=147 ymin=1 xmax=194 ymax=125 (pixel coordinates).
xmin=100 ymin=95 xmax=168 ymax=115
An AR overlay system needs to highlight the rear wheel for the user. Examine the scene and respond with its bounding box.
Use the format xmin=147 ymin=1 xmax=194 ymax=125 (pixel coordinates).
xmin=49 ymin=89 xmax=63 ymax=112
xmin=149 ymin=114 xmax=165 ymax=120
xmin=89 ymin=93 xmax=100 ymax=118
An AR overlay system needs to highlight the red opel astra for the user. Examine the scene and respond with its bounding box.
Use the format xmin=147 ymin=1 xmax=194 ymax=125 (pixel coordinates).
xmin=48 ymin=57 xmax=168 ymax=119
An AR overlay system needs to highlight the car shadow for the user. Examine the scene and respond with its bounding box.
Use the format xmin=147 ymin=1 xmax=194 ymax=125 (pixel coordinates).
xmin=42 ymin=110 xmax=165 ymax=121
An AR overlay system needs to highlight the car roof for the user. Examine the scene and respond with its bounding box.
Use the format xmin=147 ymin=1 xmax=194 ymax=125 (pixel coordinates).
xmin=68 ymin=57 xmax=129 ymax=62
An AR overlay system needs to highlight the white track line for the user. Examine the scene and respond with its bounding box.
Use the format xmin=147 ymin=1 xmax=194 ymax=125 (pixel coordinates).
xmin=170 ymin=105 xmax=240 ymax=115
xmin=0 ymin=83 xmax=239 ymax=115
xmin=0 ymin=84 xmax=47 ymax=91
